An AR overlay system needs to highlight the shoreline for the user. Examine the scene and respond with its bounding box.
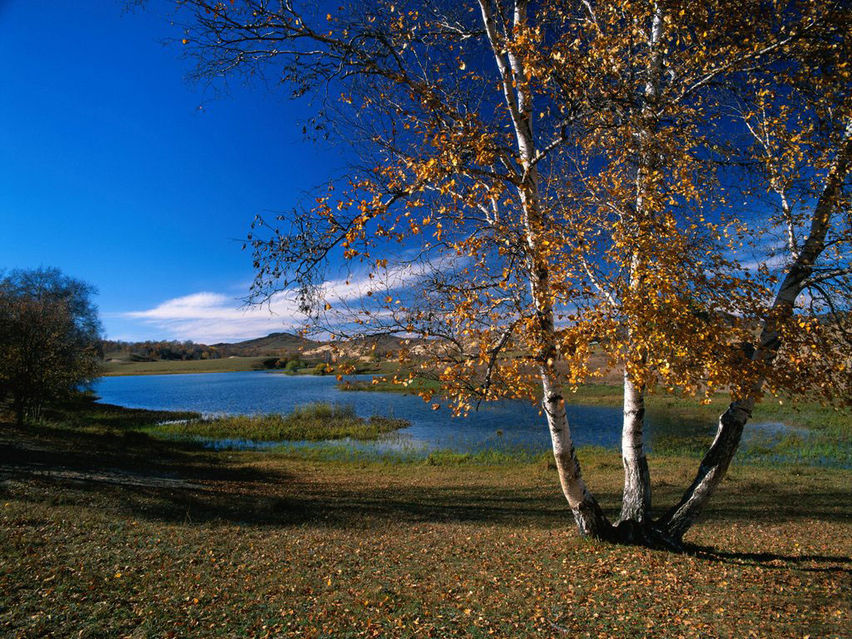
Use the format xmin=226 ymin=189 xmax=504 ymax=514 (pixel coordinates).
xmin=84 ymin=389 xmax=852 ymax=468
xmin=98 ymin=369 xmax=852 ymax=432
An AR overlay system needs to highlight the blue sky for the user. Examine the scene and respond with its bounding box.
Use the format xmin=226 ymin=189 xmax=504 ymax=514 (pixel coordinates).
xmin=0 ymin=0 xmax=344 ymax=342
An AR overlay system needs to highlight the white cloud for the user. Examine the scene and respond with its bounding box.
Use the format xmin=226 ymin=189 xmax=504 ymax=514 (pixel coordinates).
xmin=121 ymin=291 xmax=304 ymax=343
xmin=739 ymin=253 xmax=789 ymax=273
xmin=737 ymin=237 xmax=790 ymax=273
xmin=117 ymin=266 xmax=430 ymax=343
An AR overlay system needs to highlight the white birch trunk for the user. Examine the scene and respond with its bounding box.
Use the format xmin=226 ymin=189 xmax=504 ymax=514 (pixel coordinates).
xmin=619 ymin=372 xmax=651 ymax=525
xmin=618 ymin=3 xmax=664 ymax=529
xmin=477 ymin=0 xmax=611 ymax=538
xmin=660 ymin=121 xmax=852 ymax=541
xmin=541 ymin=367 xmax=610 ymax=537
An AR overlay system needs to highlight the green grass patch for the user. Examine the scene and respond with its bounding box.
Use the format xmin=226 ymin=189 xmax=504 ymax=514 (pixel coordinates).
xmin=102 ymin=356 xmax=274 ymax=376
xmin=284 ymin=360 xmax=402 ymax=376
xmin=259 ymin=443 xmax=554 ymax=465
xmin=142 ymin=402 xmax=409 ymax=442
xmin=337 ymin=376 xmax=442 ymax=393
xmin=39 ymin=395 xmax=200 ymax=434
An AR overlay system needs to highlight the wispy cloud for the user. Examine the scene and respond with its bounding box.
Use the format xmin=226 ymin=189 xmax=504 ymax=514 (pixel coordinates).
xmin=737 ymin=237 xmax=790 ymax=273
xmin=121 ymin=291 xmax=304 ymax=343
xmin=739 ymin=252 xmax=789 ymax=273
xmin=117 ymin=266 xmax=432 ymax=343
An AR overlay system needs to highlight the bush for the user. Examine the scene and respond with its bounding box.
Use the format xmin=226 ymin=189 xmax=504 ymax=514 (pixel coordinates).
xmin=285 ymin=360 xmax=304 ymax=372
xmin=0 ymin=268 xmax=102 ymax=425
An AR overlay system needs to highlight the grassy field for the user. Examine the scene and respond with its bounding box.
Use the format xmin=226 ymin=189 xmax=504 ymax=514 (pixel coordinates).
xmin=1 ymin=402 xmax=850 ymax=638
xmin=144 ymin=403 xmax=409 ymax=442
xmin=102 ymin=357 xmax=400 ymax=377
xmin=102 ymin=356 xmax=274 ymax=376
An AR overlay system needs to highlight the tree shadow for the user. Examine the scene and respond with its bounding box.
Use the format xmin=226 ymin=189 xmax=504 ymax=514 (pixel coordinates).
xmin=3 ymin=416 xmax=851 ymax=565
xmin=650 ymin=477 xmax=852 ymax=525
xmin=1 ymin=417 xmax=574 ymax=529
xmin=0 ymin=419 xmax=289 ymax=485
xmin=56 ymin=473 xmax=576 ymax=529
xmin=686 ymin=544 xmax=852 ymax=575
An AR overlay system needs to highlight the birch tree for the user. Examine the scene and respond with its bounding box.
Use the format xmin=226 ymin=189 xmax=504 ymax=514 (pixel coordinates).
xmin=172 ymin=0 xmax=852 ymax=544
xmin=657 ymin=13 xmax=852 ymax=539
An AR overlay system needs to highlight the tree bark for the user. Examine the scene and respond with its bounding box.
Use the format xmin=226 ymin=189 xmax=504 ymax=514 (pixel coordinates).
xmin=659 ymin=120 xmax=852 ymax=542
xmin=541 ymin=368 xmax=611 ymax=538
xmin=616 ymin=3 xmax=663 ymax=533
xmin=657 ymin=399 xmax=753 ymax=540
xmin=477 ymin=0 xmax=612 ymax=539
xmin=618 ymin=372 xmax=651 ymax=526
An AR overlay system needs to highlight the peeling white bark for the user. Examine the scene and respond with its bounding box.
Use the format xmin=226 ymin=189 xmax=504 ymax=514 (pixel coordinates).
xmin=477 ymin=0 xmax=610 ymax=538
xmin=619 ymin=372 xmax=651 ymax=524
xmin=618 ymin=2 xmax=664 ymax=528
xmin=541 ymin=368 xmax=609 ymax=536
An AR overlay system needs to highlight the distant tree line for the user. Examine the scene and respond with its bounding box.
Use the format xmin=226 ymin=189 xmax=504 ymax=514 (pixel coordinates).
xmin=100 ymin=340 xmax=321 ymax=361
xmin=101 ymin=340 xmax=223 ymax=362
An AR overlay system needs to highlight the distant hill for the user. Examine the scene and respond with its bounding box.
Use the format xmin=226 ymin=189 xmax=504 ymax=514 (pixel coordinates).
xmin=101 ymin=332 xmax=423 ymax=364
xmin=300 ymin=334 xmax=408 ymax=361
xmin=214 ymin=332 xmax=318 ymax=356
xmin=100 ymin=332 xmax=318 ymax=363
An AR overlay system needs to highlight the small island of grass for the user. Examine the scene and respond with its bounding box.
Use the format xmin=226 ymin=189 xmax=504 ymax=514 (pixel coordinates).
xmin=142 ymin=402 xmax=408 ymax=442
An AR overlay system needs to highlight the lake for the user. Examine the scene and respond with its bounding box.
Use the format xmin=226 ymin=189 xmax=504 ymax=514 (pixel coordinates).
xmin=94 ymin=371 xmax=785 ymax=456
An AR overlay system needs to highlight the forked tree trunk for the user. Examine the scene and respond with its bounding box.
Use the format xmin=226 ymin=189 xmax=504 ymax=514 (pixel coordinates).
xmin=541 ymin=369 xmax=611 ymax=538
xmin=619 ymin=372 xmax=651 ymax=527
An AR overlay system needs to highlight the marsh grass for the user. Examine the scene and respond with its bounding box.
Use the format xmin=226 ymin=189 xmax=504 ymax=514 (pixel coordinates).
xmin=32 ymin=391 xmax=852 ymax=467
xmin=339 ymin=379 xmax=852 ymax=466
xmin=39 ymin=397 xmax=201 ymax=435
xmin=258 ymin=443 xmax=554 ymax=466
xmin=143 ymin=402 xmax=409 ymax=442
xmin=337 ymin=377 xmax=443 ymax=393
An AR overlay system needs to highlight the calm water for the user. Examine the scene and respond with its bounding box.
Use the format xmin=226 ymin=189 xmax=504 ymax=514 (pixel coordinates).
xmin=95 ymin=371 xmax=733 ymax=454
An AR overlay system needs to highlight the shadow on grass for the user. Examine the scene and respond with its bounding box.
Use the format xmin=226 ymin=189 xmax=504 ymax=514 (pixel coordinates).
xmin=0 ymin=416 xmax=289 ymax=485
xmin=2 ymin=410 xmax=851 ymax=575
xmin=687 ymin=545 xmax=852 ymax=574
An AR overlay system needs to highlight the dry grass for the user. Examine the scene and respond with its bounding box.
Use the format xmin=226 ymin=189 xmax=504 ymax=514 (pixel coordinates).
xmin=102 ymin=357 xmax=273 ymax=376
xmin=1 ymin=405 xmax=850 ymax=639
